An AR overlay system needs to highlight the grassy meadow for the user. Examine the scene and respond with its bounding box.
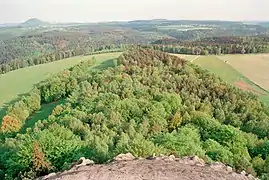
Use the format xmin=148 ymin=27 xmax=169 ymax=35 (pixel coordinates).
xmin=186 ymin=55 xmax=269 ymax=104
xmin=217 ymin=54 xmax=269 ymax=91
xmin=194 ymin=56 xmax=250 ymax=84
xmin=0 ymin=52 xmax=121 ymax=119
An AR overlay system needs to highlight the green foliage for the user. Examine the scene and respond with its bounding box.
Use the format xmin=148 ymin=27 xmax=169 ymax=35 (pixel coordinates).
xmin=7 ymin=101 xmax=29 ymax=122
xmin=0 ymin=53 xmax=120 ymax=111
xmin=153 ymin=126 xmax=205 ymax=157
xmin=1 ymin=48 xmax=269 ymax=179
xmin=149 ymin=36 xmax=269 ymax=55
xmin=0 ymin=36 xmax=123 ymax=74
xmin=252 ymin=156 xmax=265 ymax=175
xmin=123 ymin=134 xmax=158 ymax=157
xmin=23 ymin=88 xmax=41 ymax=114
xmin=203 ymin=139 xmax=233 ymax=165
xmin=0 ymin=124 xmax=83 ymax=178
xmin=250 ymin=140 xmax=269 ymax=159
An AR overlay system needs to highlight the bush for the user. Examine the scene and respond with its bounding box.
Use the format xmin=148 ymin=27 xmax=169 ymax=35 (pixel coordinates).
xmin=153 ymin=125 xmax=205 ymax=157
xmin=203 ymin=139 xmax=233 ymax=165
xmin=252 ymin=156 xmax=265 ymax=175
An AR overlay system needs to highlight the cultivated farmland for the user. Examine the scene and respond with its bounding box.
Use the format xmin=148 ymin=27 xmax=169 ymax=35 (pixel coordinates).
xmin=174 ymin=54 xmax=269 ymax=104
xmin=217 ymin=54 xmax=269 ymax=91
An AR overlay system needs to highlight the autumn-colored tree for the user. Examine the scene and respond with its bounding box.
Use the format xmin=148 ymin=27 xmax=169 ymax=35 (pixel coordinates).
xmin=32 ymin=141 xmax=51 ymax=173
xmin=52 ymin=105 xmax=64 ymax=116
xmin=1 ymin=115 xmax=22 ymax=133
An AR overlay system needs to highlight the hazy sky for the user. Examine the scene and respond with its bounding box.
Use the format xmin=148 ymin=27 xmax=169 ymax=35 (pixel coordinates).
xmin=0 ymin=0 xmax=268 ymax=23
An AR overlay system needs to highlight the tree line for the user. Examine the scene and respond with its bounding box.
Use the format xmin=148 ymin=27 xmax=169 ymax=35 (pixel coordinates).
xmin=1 ymin=48 xmax=269 ymax=179
xmin=0 ymin=47 xmax=122 ymax=74
xmin=0 ymin=26 xmax=158 ymax=74
xmin=150 ymin=36 xmax=269 ymax=55
xmin=0 ymin=59 xmax=94 ymax=135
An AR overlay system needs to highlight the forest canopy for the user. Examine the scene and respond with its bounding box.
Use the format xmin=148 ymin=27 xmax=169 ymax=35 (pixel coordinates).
xmin=1 ymin=48 xmax=269 ymax=179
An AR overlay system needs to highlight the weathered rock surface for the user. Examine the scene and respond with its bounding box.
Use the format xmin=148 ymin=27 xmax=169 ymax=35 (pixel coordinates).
xmin=113 ymin=153 xmax=135 ymax=161
xmin=70 ymin=157 xmax=95 ymax=169
xmin=38 ymin=153 xmax=257 ymax=180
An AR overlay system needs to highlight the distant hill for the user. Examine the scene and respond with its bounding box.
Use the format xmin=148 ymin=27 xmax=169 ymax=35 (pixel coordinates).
xmin=20 ymin=18 xmax=49 ymax=27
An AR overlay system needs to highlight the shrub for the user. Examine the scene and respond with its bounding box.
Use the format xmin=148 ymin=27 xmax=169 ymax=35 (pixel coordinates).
xmin=153 ymin=125 xmax=205 ymax=157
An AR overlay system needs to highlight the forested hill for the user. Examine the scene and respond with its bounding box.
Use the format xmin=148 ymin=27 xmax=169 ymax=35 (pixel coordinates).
xmin=150 ymin=36 xmax=269 ymax=55
xmin=0 ymin=28 xmax=160 ymax=74
xmin=1 ymin=48 xmax=269 ymax=179
xmin=20 ymin=18 xmax=48 ymax=27
xmin=1 ymin=20 xmax=269 ymax=74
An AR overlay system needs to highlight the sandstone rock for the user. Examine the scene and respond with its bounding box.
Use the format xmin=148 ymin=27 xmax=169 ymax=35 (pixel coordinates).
xmin=38 ymin=156 xmax=258 ymax=180
xmin=226 ymin=166 xmax=233 ymax=173
xmin=71 ymin=157 xmax=94 ymax=169
xmin=178 ymin=156 xmax=205 ymax=166
xmin=247 ymin=174 xmax=256 ymax=180
xmin=113 ymin=153 xmax=135 ymax=161
xmin=153 ymin=157 xmax=161 ymax=161
xmin=180 ymin=157 xmax=195 ymax=165
xmin=163 ymin=155 xmax=176 ymax=161
xmin=169 ymin=155 xmax=176 ymax=160
xmin=146 ymin=153 xmax=157 ymax=160
xmin=210 ymin=162 xmax=226 ymax=171
xmin=41 ymin=172 xmax=56 ymax=180
xmin=240 ymin=170 xmax=246 ymax=176
xmin=78 ymin=157 xmax=95 ymax=166
xmin=191 ymin=156 xmax=205 ymax=166
xmin=231 ymin=172 xmax=239 ymax=177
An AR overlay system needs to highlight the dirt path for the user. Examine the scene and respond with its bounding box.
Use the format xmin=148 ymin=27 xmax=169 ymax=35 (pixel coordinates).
xmin=190 ymin=56 xmax=200 ymax=62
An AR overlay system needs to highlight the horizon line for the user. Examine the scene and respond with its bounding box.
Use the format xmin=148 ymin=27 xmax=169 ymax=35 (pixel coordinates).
xmin=1 ymin=18 xmax=269 ymax=25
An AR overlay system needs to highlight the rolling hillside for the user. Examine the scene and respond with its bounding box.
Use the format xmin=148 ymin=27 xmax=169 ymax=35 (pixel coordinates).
xmin=1 ymin=48 xmax=269 ymax=179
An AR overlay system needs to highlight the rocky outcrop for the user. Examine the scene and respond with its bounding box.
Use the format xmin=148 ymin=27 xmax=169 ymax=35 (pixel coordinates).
xmin=38 ymin=153 xmax=257 ymax=180
xmin=113 ymin=153 xmax=135 ymax=161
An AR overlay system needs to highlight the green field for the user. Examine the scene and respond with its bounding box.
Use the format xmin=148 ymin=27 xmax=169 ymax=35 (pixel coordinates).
xmin=217 ymin=54 xmax=269 ymax=90
xmin=0 ymin=52 xmax=121 ymax=119
xmin=194 ymin=56 xmax=248 ymax=83
xmin=192 ymin=56 xmax=269 ymax=104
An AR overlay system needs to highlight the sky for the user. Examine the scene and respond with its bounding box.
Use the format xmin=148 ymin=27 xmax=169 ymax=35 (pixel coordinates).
xmin=0 ymin=0 xmax=268 ymax=23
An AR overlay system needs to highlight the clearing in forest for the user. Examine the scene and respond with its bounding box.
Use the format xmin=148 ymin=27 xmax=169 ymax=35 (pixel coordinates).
xmin=217 ymin=54 xmax=269 ymax=91
xmin=193 ymin=56 xmax=269 ymax=103
xmin=0 ymin=52 xmax=121 ymax=118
